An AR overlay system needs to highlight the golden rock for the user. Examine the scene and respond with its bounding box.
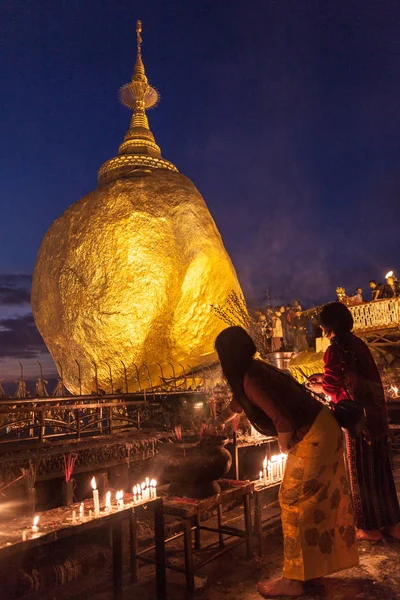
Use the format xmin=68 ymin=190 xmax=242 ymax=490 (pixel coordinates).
xmin=31 ymin=22 xmax=242 ymax=394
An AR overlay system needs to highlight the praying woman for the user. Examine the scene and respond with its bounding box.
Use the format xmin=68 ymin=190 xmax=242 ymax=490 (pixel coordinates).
xmin=215 ymin=326 xmax=359 ymax=598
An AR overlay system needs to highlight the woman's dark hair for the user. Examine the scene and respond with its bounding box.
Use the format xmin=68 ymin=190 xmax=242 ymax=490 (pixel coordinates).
xmin=215 ymin=326 xmax=317 ymax=436
xmin=215 ymin=326 xmax=256 ymax=382
xmin=319 ymin=302 xmax=354 ymax=336
xmin=215 ymin=327 xmax=276 ymax=434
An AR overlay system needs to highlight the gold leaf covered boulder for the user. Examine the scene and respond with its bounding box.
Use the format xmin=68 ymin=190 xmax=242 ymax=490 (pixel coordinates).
xmin=31 ymin=22 xmax=242 ymax=394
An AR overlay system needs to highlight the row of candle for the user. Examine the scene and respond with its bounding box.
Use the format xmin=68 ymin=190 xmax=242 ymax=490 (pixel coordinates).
xmin=21 ymin=476 xmax=158 ymax=540
xmin=72 ymin=480 xmax=158 ymax=523
xmin=259 ymin=453 xmax=287 ymax=485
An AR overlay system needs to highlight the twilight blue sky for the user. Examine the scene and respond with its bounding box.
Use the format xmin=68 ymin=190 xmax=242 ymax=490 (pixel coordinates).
xmin=1 ymin=0 xmax=400 ymax=379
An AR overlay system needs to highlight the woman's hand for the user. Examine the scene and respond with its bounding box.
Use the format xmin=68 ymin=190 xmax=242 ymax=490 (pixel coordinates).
xmin=278 ymin=431 xmax=294 ymax=454
xmin=306 ymin=373 xmax=324 ymax=394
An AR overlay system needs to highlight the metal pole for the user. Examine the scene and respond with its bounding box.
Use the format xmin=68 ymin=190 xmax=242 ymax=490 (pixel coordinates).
xmin=132 ymin=364 xmax=141 ymax=392
xmin=105 ymin=362 xmax=114 ymax=394
xmin=75 ymin=360 xmax=82 ymax=396
xmin=92 ymin=361 xmax=99 ymax=395
xmin=121 ymin=360 xmax=129 ymax=394
xmin=58 ymin=362 xmax=65 ymax=395
xmin=179 ymin=364 xmax=188 ymax=390
xmin=167 ymin=362 xmax=177 ymax=391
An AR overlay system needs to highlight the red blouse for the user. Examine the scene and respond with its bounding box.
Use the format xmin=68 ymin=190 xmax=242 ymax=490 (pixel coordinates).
xmin=322 ymin=334 xmax=388 ymax=437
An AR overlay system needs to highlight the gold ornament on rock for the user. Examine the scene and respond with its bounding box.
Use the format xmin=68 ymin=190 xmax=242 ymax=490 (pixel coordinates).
xmin=31 ymin=21 xmax=243 ymax=394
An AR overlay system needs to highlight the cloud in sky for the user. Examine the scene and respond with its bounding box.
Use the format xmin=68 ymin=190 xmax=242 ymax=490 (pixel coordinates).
xmin=0 ymin=273 xmax=32 ymax=306
xmin=0 ymin=273 xmax=57 ymax=380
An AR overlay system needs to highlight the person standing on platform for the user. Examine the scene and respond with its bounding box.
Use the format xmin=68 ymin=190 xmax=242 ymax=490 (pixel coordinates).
xmin=309 ymin=302 xmax=400 ymax=542
xmin=369 ymin=279 xmax=383 ymax=300
xmin=293 ymin=299 xmax=302 ymax=312
xmin=381 ymin=272 xmax=400 ymax=298
xmin=215 ymin=327 xmax=358 ymax=599
xmin=349 ymin=288 xmax=363 ymax=304
xmin=271 ymin=309 xmax=283 ymax=352
xmin=293 ymin=310 xmax=308 ymax=352
xmin=279 ymin=305 xmax=290 ymax=349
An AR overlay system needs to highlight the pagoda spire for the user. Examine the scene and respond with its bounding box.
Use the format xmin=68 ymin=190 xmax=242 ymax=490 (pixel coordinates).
xmin=119 ymin=21 xmax=159 ymax=144
xmin=98 ymin=21 xmax=178 ymax=185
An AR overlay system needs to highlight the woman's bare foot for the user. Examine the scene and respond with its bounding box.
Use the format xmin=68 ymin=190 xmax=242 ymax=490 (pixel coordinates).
xmin=382 ymin=523 xmax=400 ymax=540
xmin=356 ymin=528 xmax=383 ymax=542
xmin=257 ymin=577 xmax=305 ymax=598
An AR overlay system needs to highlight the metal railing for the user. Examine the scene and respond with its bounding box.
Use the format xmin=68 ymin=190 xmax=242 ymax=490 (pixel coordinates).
xmin=0 ymin=395 xmax=179 ymax=445
xmin=1 ymin=361 xmax=216 ymax=401
xmin=349 ymin=298 xmax=400 ymax=333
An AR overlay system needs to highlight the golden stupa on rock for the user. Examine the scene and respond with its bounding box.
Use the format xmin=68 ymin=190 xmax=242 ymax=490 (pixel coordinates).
xmin=32 ymin=22 xmax=242 ymax=394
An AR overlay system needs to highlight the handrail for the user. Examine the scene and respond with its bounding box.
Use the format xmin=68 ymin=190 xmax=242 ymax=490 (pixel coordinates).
xmin=349 ymin=297 xmax=400 ymax=332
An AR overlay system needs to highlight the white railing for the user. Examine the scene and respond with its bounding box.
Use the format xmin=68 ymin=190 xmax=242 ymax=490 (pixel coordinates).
xmin=349 ymin=298 xmax=400 ymax=332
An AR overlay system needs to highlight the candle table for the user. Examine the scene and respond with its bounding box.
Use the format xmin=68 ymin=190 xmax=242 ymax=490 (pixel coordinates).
xmin=0 ymin=495 xmax=166 ymax=600
xmin=153 ymin=479 xmax=254 ymax=594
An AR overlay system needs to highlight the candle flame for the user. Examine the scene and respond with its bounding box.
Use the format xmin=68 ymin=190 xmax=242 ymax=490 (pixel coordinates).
xmin=391 ymin=385 xmax=399 ymax=396
xmin=141 ymin=482 xmax=146 ymax=490
xmin=263 ymin=457 xmax=267 ymax=469
xmin=33 ymin=515 xmax=39 ymax=526
xmin=91 ymin=476 xmax=97 ymax=490
xmin=150 ymin=479 xmax=156 ymax=486
xmin=133 ymin=485 xmax=137 ymax=495
xmin=145 ymin=477 xmax=150 ymax=487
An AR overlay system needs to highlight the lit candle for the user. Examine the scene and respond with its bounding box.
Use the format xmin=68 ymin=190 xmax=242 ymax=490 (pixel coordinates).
xmin=79 ymin=502 xmax=84 ymax=521
xmin=271 ymin=455 xmax=279 ymax=480
xmin=263 ymin=457 xmax=267 ymax=486
xmin=32 ymin=515 xmax=39 ymax=533
xmin=72 ymin=510 xmax=76 ymax=523
xmin=22 ymin=530 xmax=27 ymax=541
xmin=116 ymin=490 xmax=124 ymax=510
xmin=151 ymin=479 xmax=157 ymax=498
xmin=91 ymin=477 xmax=100 ymax=517
xmin=133 ymin=485 xmax=137 ymax=503
xmin=281 ymin=453 xmax=287 ymax=478
xmin=141 ymin=482 xmax=146 ymax=501
xmin=105 ymin=490 xmax=111 ymax=511
xmin=137 ymin=483 xmax=142 ymax=498
xmin=145 ymin=477 xmax=150 ymax=489
xmin=259 ymin=471 xmax=263 ymax=483
xmin=268 ymin=462 xmax=272 ymax=482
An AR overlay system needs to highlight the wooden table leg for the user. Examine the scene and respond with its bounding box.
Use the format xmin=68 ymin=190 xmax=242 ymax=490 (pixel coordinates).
xmin=217 ymin=504 xmax=224 ymax=548
xmin=183 ymin=518 xmax=195 ymax=593
xmin=154 ymin=499 xmax=167 ymax=600
xmin=254 ymin=492 xmax=263 ymax=556
xmin=194 ymin=514 xmax=201 ymax=551
xmin=233 ymin=431 xmax=239 ymax=480
xmin=130 ymin=509 xmax=139 ymax=583
xmin=243 ymin=493 xmax=253 ymax=559
xmin=111 ymin=519 xmax=123 ymax=600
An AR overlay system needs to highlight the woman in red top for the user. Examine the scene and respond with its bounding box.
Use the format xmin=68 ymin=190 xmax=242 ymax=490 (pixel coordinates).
xmin=215 ymin=327 xmax=358 ymax=598
xmin=310 ymin=302 xmax=400 ymax=542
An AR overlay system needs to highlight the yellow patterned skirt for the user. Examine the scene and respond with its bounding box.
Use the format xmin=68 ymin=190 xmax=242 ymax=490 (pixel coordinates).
xmin=280 ymin=406 xmax=359 ymax=581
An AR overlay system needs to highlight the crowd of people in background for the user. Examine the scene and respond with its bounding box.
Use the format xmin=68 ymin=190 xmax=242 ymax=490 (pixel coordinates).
xmin=254 ymin=300 xmax=321 ymax=354
xmin=344 ymin=271 xmax=400 ymax=305
xmin=255 ymin=271 xmax=400 ymax=354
